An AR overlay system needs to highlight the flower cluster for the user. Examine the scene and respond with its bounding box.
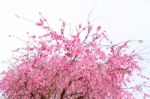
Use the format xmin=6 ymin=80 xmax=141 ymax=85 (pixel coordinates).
xmin=0 ymin=14 xmax=150 ymax=99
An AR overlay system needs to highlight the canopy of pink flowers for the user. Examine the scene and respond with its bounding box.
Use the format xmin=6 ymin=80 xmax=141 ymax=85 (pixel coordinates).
xmin=0 ymin=14 xmax=149 ymax=99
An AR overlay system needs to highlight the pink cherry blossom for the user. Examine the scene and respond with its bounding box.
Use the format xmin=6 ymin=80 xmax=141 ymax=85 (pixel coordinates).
xmin=0 ymin=15 xmax=150 ymax=99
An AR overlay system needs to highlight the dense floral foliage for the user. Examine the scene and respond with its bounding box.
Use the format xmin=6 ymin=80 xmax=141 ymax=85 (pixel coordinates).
xmin=0 ymin=14 xmax=150 ymax=99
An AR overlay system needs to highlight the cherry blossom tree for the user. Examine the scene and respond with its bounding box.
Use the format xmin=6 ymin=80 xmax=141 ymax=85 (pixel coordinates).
xmin=0 ymin=13 xmax=150 ymax=99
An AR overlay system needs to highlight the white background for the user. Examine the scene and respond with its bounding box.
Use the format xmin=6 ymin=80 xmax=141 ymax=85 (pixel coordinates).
xmin=0 ymin=0 xmax=150 ymax=98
